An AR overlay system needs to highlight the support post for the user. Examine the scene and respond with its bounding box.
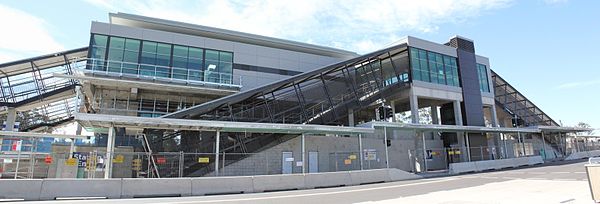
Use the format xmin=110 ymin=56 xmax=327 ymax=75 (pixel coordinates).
xmin=390 ymin=101 xmax=396 ymax=122
xmin=358 ymin=134 xmax=363 ymax=170
xmin=503 ymin=133 xmax=509 ymax=158
xmin=384 ymin=127 xmax=390 ymax=168
xmin=422 ymin=132 xmax=427 ymax=172
xmin=431 ymin=106 xmax=439 ymax=125
xmin=104 ymin=126 xmax=116 ymax=179
xmin=301 ymin=133 xmax=306 ymax=174
xmin=465 ymin=133 xmax=471 ymax=162
xmin=215 ymin=130 xmax=220 ymax=176
xmin=5 ymin=107 xmax=17 ymax=131
xmin=348 ymin=109 xmax=354 ymax=127
xmin=541 ymin=132 xmax=546 ymax=159
xmin=69 ymin=138 xmax=75 ymax=157
xmin=519 ymin=132 xmax=526 ymax=156
xmin=409 ymin=89 xmax=419 ymax=124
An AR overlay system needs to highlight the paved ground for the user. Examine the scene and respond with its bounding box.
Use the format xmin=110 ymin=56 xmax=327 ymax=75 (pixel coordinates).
xmin=13 ymin=159 xmax=596 ymax=204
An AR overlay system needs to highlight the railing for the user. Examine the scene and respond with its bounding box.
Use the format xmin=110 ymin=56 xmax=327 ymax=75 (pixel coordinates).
xmin=83 ymin=58 xmax=241 ymax=88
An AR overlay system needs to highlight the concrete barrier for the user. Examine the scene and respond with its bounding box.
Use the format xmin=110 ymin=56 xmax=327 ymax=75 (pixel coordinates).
xmin=304 ymin=171 xmax=352 ymax=189
xmin=252 ymin=174 xmax=305 ymax=192
xmin=191 ymin=176 xmax=254 ymax=195
xmin=449 ymin=161 xmax=477 ymax=174
xmin=566 ymin=150 xmax=600 ymax=160
xmin=387 ymin=168 xmax=422 ymax=181
xmin=40 ymin=178 xmax=122 ymax=200
xmin=449 ymin=156 xmax=544 ymax=174
xmin=2 ymin=168 xmax=421 ymax=201
xmin=0 ymin=179 xmax=42 ymax=201
xmin=121 ymin=178 xmax=191 ymax=198
xmin=349 ymin=169 xmax=391 ymax=185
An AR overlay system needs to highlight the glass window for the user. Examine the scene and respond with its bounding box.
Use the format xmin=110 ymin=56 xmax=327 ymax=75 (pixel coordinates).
xmin=409 ymin=47 xmax=459 ymax=87
xmin=87 ymin=35 xmax=232 ymax=84
xmin=477 ymin=64 xmax=490 ymax=92
xmin=91 ymin=34 xmax=108 ymax=47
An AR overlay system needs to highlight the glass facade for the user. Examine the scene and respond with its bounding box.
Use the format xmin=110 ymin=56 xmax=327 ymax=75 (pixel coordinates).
xmin=168 ymin=45 xmax=411 ymax=125
xmin=409 ymin=47 xmax=459 ymax=87
xmin=477 ymin=63 xmax=490 ymax=92
xmin=87 ymin=34 xmax=234 ymax=84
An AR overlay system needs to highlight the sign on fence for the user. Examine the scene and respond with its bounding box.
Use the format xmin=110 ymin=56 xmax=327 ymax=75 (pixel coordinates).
xmin=198 ymin=157 xmax=209 ymax=163
xmin=363 ymin=149 xmax=377 ymax=161
xmin=113 ymin=155 xmax=124 ymax=163
xmin=132 ymin=159 xmax=142 ymax=171
xmin=65 ymin=158 xmax=78 ymax=166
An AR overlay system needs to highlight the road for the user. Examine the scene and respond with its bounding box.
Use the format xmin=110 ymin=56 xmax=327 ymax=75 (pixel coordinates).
xmin=15 ymin=160 xmax=594 ymax=204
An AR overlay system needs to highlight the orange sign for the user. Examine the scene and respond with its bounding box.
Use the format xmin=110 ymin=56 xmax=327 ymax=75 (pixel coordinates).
xmin=44 ymin=155 xmax=53 ymax=164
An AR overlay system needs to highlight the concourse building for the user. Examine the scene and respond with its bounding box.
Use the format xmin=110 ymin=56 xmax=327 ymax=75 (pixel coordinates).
xmin=0 ymin=13 xmax=591 ymax=179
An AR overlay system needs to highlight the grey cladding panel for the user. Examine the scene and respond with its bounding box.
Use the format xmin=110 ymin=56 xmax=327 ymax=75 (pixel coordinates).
xmin=457 ymin=49 xmax=484 ymax=126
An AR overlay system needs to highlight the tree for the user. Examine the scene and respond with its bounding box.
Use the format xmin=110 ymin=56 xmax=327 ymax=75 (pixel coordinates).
xmin=575 ymin=122 xmax=595 ymax=136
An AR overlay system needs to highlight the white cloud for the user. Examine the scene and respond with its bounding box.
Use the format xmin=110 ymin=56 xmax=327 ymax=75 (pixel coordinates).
xmin=557 ymin=79 xmax=600 ymax=89
xmin=84 ymin=0 xmax=513 ymax=54
xmin=0 ymin=4 xmax=64 ymax=61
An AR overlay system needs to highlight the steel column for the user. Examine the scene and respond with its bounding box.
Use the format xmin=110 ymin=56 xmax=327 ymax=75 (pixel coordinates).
xmin=215 ymin=130 xmax=220 ymax=176
xmin=301 ymin=133 xmax=306 ymax=174
xmin=384 ymin=127 xmax=390 ymax=168
xmin=358 ymin=134 xmax=363 ymax=170
xmin=104 ymin=126 xmax=115 ymax=179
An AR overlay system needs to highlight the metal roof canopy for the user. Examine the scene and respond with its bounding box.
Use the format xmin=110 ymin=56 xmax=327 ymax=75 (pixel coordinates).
xmin=365 ymin=121 xmax=540 ymax=133
xmin=0 ymin=47 xmax=87 ymax=77
xmin=364 ymin=121 xmax=592 ymax=134
xmin=0 ymin=131 xmax=87 ymax=139
xmin=109 ymin=13 xmax=358 ymax=59
xmin=75 ymin=113 xmax=373 ymax=135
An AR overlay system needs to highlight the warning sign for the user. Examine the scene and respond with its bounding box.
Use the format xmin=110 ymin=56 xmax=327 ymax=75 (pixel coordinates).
xmin=363 ymin=149 xmax=377 ymax=161
xmin=348 ymin=155 xmax=357 ymax=160
xmin=66 ymin=158 xmax=78 ymax=166
xmin=44 ymin=155 xmax=53 ymax=164
xmin=198 ymin=157 xmax=210 ymax=163
xmin=156 ymin=157 xmax=166 ymax=164
xmin=344 ymin=159 xmax=352 ymax=165
xmin=114 ymin=155 xmax=124 ymax=164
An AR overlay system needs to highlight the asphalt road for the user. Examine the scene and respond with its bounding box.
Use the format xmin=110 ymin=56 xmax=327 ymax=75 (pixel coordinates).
xmin=14 ymin=159 xmax=594 ymax=204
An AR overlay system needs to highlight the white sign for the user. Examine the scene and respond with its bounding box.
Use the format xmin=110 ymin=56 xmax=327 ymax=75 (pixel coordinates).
xmin=12 ymin=140 xmax=22 ymax=151
xmin=285 ymin=157 xmax=294 ymax=162
xmin=296 ymin=161 xmax=303 ymax=166
xmin=363 ymin=149 xmax=377 ymax=161
xmin=3 ymin=159 xmax=12 ymax=163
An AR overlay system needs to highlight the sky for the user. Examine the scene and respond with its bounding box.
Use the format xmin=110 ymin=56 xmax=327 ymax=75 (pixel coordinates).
xmin=0 ymin=0 xmax=598 ymax=130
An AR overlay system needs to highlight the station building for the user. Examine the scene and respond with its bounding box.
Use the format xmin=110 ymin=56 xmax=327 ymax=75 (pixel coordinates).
xmin=0 ymin=13 xmax=591 ymax=178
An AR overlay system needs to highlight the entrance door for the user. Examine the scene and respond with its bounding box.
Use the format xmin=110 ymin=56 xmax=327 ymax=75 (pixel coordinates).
xmin=282 ymin=152 xmax=293 ymax=174
xmin=308 ymin=152 xmax=318 ymax=173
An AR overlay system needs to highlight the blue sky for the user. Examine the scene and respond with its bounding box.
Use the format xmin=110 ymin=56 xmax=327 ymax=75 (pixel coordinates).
xmin=0 ymin=0 xmax=598 ymax=130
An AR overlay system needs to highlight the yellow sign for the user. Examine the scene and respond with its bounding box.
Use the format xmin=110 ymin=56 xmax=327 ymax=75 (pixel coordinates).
xmin=65 ymin=158 xmax=77 ymax=166
xmin=198 ymin=157 xmax=210 ymax=163
xmin=132 ymin=159 xmax=142 ymax=171
xmin=454 ymin=150 xmax=461 ymax=155
xmin=344 ymin=159 xmax=352 ymax=165
xmin=448 ymin=151 xmax=454 ymax=155
xmin=348 ymin=155 xmax=357 ymax=160
xmin=113 ymin=155 xmax=124 ymax=163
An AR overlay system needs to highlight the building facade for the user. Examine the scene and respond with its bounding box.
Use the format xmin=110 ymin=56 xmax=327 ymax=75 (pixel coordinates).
xmin=0 ymin=12 xmax=582 ymax=179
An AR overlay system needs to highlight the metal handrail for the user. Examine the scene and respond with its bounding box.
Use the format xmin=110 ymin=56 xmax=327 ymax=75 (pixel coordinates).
xmin=82 ymin=58 xmax=241 ymax=87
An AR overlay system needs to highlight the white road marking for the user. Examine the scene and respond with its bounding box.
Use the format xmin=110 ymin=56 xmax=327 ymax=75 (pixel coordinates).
xmin=146 ymin=178 xmax=459 ymax=204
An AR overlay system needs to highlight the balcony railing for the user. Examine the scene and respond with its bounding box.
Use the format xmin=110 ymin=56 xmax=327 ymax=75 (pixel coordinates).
xmin=83 ymin=58 xmax=241 ymax=89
